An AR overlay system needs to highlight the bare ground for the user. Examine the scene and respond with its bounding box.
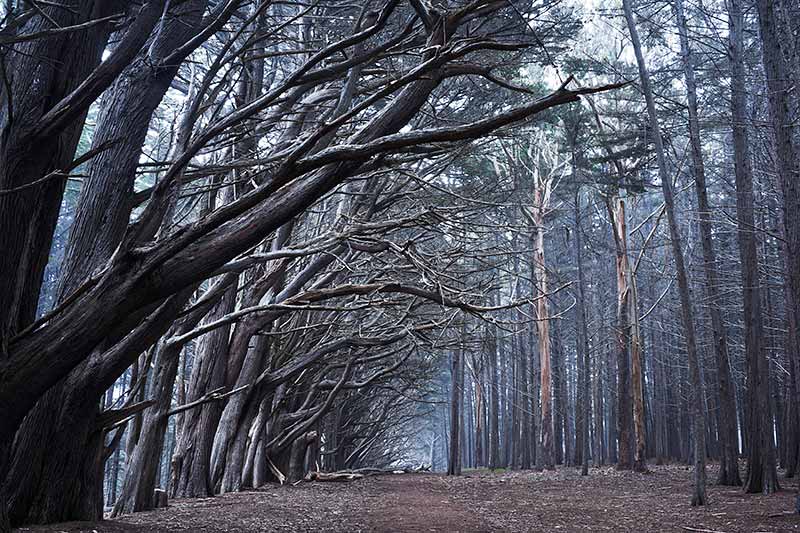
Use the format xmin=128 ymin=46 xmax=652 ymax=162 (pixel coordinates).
xmin=14 ymin=465 xmax=800 ymax=532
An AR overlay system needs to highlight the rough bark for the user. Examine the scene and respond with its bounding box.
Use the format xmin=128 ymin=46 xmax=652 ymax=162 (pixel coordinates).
xmin=0 ymin=1 xmax=127 ymax=344
xmin=738 ymin=0 xmax=783 ymax=495
xmin=674 ymin=0 xmax=740 ymax=485
xmin=113 ymin=275 xmax=234 ymax=515
xmin=574 ymin=189 xmax=591 ymax=475
xmin=1 ymin=4 xmax=214 ymax=525
xmin=447 ymin=341 xmax=464 ymax=476
xmin=621 ymin=0 xmax=707 ymax=505
xmin=532 ymin=172 xmax=555 ymax=471
xmin=752 ymin=0 xmax=797 ymax=495
xmin=170 ymin=284 xmax=237 ymax=498
xmin=608 ymin=197 xmax=634 ymax=471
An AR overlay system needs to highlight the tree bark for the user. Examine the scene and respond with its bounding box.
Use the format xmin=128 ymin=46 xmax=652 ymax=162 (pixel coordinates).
xmin=742 ymin=0 xmax=786 ymax=495
xmin=488 ymin=322 xmax=501 ymax=469
xmin=674 ymin=0 xmax=740 ymax=485
xmin=447 ymin=340 xmax=464 ymax=475
xmin=532 ymin=171 xmax=555 ymax=470
xmin=574 ymin=190 xmax=592 ymax=475
xmin=622 ymin=0 xmax=707 ymax=504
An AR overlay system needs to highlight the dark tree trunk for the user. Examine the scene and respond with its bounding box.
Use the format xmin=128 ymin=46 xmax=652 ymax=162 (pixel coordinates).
xmin=113 ymin=278 xmax=232 ymax=515
xmin=622 ymin=0 xmax=707 ymax=504
xmin=741 ymin=0 xmax=786 ymax=495
xmin=488 ymin=323 xmax=501 ymax=469
xmin=0 ymin=1 xmax=125 ymax=342
xmin=500 ymin=331 xmax=512 ymax=467
xmin=552 ymin=323 xmax=565 ymax=465
xmin=1 ymin=4 xmax=210 ymax=524
xmin=447 ymin=341 xmax=464 ymax=476
xmin=674 ymin=0 xmax=741 ymax=485
xmin=519 ymin=320 xmax=532 ymax=470
xmin=171 ymin=285 xmax=237 ymax=497
xmin=574 ymin=190 xmax=592 ymax=475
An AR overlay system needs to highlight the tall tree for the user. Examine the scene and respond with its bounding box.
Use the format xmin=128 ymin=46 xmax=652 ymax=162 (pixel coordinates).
xmin=748 ymin=0 xmax=793 ymax=494
xmin=530 ymin=140 xmax=556 ymax=471
xmin=674 ymin=0 xmax=740 ymax=486
xmin=622 ymin=0 xmax=707 ymax=505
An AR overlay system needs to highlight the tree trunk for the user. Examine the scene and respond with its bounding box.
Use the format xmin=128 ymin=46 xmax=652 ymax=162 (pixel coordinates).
xmin=673 ymin=0 xmax=741 ymax=485
xmin=447 ymin=341 xmax=464 ymax=475
xmin=574 ymin=190 xmax=592 ymax=475
xmin=488 ymin=323 xmax=501 ymax=469
xmin=608 ymin=197 xmax=634 ymax=470
xmin=622 ymin=0 xmax=707 ymax=504
xmin=171 ymin=284 xmax=237 ymax=498
xmin=532 ymin=175 xmax=555 ymax=470
xmin=752 ymin=0 xmax=797 ymax=495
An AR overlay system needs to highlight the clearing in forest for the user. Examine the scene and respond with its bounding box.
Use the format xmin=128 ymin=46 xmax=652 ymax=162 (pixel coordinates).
xmin=14 ymin=466 xmax=798 ymax=532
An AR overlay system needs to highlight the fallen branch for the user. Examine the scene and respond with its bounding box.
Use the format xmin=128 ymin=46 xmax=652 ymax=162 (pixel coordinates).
xmin=305 ymin=471 xmax=365 ymax=482
xmin=305 ymin=465 xmax=430 ymax=482
xmin=267 ymin=456 xmax=287 ymax=485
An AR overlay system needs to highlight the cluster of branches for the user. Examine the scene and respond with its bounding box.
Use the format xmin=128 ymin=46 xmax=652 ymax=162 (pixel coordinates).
xmin=0 ymin=0 xmax=621 ymax=529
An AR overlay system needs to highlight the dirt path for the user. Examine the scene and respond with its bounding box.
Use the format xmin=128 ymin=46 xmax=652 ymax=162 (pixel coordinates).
xmin=14 ymin=466 xmax=800 ymax=532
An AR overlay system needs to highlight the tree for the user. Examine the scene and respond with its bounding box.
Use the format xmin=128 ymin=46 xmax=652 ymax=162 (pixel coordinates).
xmin=621 ymin=0 xmax=707 ymax=505
xmin=674 ymin=0 xmax=740 ymax=486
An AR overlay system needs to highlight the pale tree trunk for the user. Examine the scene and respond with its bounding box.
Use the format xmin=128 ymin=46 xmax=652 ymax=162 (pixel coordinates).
xmin=622 ymin=0 xmax=707 ymax=505
xmin=607 ymin=195 xmax=646 ymax=472
xmin=606 ymin=197 xmax=639 ymax=471
xmin=585 ymin=99 xmax=642 ymax=472
xmin=532 ymin=166 xmax=555 ymax=470
xmin=629 ymin=258 xmax=646 ymax=473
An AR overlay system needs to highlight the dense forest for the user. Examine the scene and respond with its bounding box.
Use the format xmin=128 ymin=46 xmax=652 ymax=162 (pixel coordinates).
xmin=0 ymin=0 xmax=798 ymax=530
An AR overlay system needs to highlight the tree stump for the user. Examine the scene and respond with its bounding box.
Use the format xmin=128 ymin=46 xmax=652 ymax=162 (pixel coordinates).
xmin=154 ymin=489 xmax=168 ymax=509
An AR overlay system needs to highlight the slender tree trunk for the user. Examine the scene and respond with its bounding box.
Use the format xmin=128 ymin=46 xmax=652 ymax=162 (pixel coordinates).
xmin=519 ymin=316 xmax=533 ymax=470
xmin=629 ymin=273 xmax=647 ymax=473
xmin=574 ymin=190 xmax=592 ymax=475
xmin=488 ymin=323 xmax=501 ymax=469
xmin=553 ymin=324 xmax=566 ymax=465
xmin=673 ymin=0 xmax=741 ymax=485
xmin=501 ymin=332 xmax=512 ymax=467
xmin=732 ymin=0 xmax=783 ymax=495
xmin=532 ymin=176 xmax=555 ymax=470
xmin=473 ymin=357 xmax=486 ymax=468
xmin=608 ymin=198 xmax=634 ymax=470
xmin=622 ymin=0 xmax=707 ymax=504
xmin=448 ymin=340 xmax=464 ymax=475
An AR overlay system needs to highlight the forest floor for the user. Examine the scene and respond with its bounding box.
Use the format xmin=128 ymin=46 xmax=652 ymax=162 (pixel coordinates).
xmin=14 ymin=465 xmax=800 ymax=532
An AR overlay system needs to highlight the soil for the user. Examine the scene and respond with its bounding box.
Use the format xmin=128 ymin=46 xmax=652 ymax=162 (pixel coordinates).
xmin=14 ymin=465 xmax=800 ymax=532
